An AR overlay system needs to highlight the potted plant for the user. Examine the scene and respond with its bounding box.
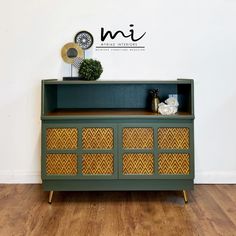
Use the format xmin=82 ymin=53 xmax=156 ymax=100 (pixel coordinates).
xmin=79 ymin=59 xmax=103 ymax=80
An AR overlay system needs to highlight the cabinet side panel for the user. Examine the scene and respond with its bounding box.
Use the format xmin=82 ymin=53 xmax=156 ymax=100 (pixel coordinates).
xmin=43 ymin=84 xmax=57 ymax=114
xmin=177 ymin=84 xmax=192 ymax=114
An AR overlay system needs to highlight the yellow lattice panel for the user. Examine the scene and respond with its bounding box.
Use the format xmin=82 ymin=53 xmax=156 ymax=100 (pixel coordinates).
xmin=123 ymin=153 xmax=154 ymax=175
xmin=123 ymin=128 xmax=154 ymax=149
xmin=158 ymin=128 xmax=189 ymax=149
xmin=82 ymin=128 xmax=113 ymax=150
xmin=158 ymin=153 xmax=190 ymax=175
xmin=82 ymin=154 xmax=114 ymax=175
xmin=46 ymin=154 xmax=77 ymax=175
xmin=46 ymin=128 xmax=78 ymax=150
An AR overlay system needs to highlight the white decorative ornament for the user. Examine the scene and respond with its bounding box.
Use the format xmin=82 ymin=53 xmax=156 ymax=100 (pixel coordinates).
xmin=158 ymin=97 xmax=179 ymax=115
xmin=165 ymin=97 xmax=179 ymax=106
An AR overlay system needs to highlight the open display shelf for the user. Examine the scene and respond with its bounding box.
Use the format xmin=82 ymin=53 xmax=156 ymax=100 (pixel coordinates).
xmin=41 ymin=79 xmax=194 ymax=203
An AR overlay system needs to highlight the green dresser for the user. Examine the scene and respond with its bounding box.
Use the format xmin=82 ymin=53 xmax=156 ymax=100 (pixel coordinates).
xmin=41 ymin=79 xmax=194 ymax=203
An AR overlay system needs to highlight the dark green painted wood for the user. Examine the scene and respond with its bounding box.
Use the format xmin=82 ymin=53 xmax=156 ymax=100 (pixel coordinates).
xmin=42 ymin=79 xmax=194 ymax=115
xmin=41 ymin=115 xmax=195 ymax=121
xmin=41 ymin=81 xmax=57 ymax=116
xmin=41 ymin=79 xmax=195 ymax=192
xmin=42 ymin=119 xmax=194 ymax=125
xmin=42 ymin=122 xmax=194 ymax=181
xmin=42 ymin=123 xmax=118 ymax=180
xmin=76 ymin=123 xmax=118 ymax=180
xmin=118 ymin=123 xmax=156 ymax=180
xmin=43 ymin=79 xmax=193 ymax=85
xmin=57 ymin=84 xmax=177 ymax=109
xmin=43 ymin=179 xmax=194 ymax=191
xmin=117 ymin=123 xmax=193 ymax=180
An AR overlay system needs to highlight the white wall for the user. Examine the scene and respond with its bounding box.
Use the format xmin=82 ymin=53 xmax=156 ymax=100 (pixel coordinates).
xmin=0 ymin=0 xmax=236 ymax=183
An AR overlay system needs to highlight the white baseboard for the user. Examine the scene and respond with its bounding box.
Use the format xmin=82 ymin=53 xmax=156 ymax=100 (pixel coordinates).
xmin=194 ymin=171 xmax=236 ymax=184
xmin=0 ymin=171 xmax=235 ymax=184
xmin=0 ymin=171 xmax=41 ymax=184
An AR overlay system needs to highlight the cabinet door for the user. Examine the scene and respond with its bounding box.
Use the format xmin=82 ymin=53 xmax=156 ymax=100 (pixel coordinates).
xmin=157 ymin=123 xmax=194 ymax=179
xmin=78 ymin=124 xmax=117 ymax=179
xmin=42 ymin=123 xmax=117 ymax=180
xmin=42 ymin=124 xmax=79 ymax=179
xmin=118 ymin=123 xmax=194 ymax=180
xmin=118 ymin=124 xmax=157 ymax=179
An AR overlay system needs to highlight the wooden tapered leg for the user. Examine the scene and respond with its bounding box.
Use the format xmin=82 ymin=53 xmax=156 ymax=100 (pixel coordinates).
xmin=48 ymin=191 xmax=53 ymax=204
xmin=183 ymin=190 xmax=188 ymax=203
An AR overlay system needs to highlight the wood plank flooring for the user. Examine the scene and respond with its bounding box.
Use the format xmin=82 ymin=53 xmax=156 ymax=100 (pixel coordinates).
xmin=0 ymin=185 xmax=235 ymax=236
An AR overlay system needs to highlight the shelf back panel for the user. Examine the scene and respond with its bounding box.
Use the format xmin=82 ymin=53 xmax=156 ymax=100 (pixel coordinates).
xmin=57 ymin=84 xmax=177 ymax=109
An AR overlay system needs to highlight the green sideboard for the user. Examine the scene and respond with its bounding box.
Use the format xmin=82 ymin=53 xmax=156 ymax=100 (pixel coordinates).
xmin=41 ymin=79 xmax=194 ymax=203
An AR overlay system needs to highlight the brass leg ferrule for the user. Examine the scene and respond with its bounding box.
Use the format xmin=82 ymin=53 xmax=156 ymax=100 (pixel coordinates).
xmin=183 ymin=190 xmax=188 ymax=203
xmin=48 ymin=191 xmax=53 ymax=204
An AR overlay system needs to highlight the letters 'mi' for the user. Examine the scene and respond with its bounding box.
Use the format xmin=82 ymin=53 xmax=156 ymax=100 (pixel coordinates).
xmin=101 ymin=24 xmax=146 ymax=42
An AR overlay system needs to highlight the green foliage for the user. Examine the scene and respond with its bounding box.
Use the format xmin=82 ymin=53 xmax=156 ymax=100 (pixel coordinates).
xmin=79 ymin=59 xmax=103 ymax=80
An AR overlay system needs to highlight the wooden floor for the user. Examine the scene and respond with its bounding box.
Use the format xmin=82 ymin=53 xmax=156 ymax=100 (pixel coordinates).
xmin=0 ymin=185 xmax=235 ymax=236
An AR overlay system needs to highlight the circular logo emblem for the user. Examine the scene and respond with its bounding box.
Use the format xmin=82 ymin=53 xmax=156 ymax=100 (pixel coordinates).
xmin=74 ymin=31 xmax=94 ymax=50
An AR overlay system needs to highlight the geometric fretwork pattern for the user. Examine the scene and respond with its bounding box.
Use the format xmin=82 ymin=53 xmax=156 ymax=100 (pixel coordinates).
xmin=123 ymin=128 xmax=154 ymax=149
xmin=82 ymin=154 xmax=114 ymax=175
xmin=82 ymin=128 xmax=113 ymax=149
xmin=158 ymin=128 xmax=189 ymax=149
xmin=123 ymin=153 xmax=154 ymax=175
xmin=46 ymin=128 xmax=78 ymax=150
xmin=158 ymin=153 xmax=190 ymax=175
xmin=46 ymin=154 xmax=77 ymax=175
